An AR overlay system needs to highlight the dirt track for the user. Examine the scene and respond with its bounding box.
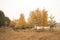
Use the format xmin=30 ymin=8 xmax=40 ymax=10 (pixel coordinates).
xmin=0 ymin=27 xmax=60 ymax=40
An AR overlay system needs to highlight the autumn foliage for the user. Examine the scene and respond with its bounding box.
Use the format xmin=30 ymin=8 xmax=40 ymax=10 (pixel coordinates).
xmin=10 ymin=8 xmax=48 ymax=29
xmin=28 ymin=8 xmax=48 ymax=28
xmin=10 ymin=13 xmax=27 ymax=29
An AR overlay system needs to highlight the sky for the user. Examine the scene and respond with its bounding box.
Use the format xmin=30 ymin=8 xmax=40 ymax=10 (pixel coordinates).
xmin=0 ymin=0 xmax=60 ymax=22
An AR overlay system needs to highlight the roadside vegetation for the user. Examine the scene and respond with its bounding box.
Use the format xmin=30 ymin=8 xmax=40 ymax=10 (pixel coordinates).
xmin=0 ymin=8 xmax=57 ymax=32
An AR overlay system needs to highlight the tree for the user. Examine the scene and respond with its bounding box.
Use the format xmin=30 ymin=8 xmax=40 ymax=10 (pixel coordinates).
xmin=49 ymin=15 xmax=57 ymax=31
xmin=5 ymin=17 xmax=11 ymax=26
xmin=15 ymin=13 xmax=27 ymax=29
xmin=42 ymin=9 xmax=48 ymax=26
xmin=35 ymin=8 xmax=42 ymax=26
xmin=28 ymin=8 xmax=48 ymax=29
xmin=0 ymin=10 xmax=5 ymax=26
xmin=28 ymin=11 xmax=36 ymax=28
xmin=28 ymin=8 xmax=42 ymax=28
xmin=10 ymin=19 xmax=17 ymax=27
xmin=0 ymin=10 xmax=5 ymax=17
xmin=0 ymin=10 xmax=11 ymax=27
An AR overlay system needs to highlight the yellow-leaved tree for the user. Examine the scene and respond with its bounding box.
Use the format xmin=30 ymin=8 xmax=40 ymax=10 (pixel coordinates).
xmin=28 ymin=11 xmax=36 ymax=28
xmin=28 ymin=8 xmax=42 ymax=28
xmin=28 ymin=8 xmax=48 ymax=28
xmin=42 ymin=9 xmax=48 ymax=26
xmin=10 ymin=19 xmax=18 ymax=28
xmin=15 ymin=13 xmax=27 ymax=29
xmin=35 ymin=8 xmax=42 ymax=26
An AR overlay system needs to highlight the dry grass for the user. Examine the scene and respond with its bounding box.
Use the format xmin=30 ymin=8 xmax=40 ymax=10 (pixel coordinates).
xmin=0 ymin=27 xmax=60 ymax=40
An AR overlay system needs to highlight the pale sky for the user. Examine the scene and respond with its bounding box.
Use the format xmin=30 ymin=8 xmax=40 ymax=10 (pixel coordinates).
xmin=0 ymin=0 xmax=60 ymax=22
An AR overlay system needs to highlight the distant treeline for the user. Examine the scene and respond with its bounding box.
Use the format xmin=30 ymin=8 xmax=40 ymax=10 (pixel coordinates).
xmin=0 ymin=8 xmax=56 ymax=30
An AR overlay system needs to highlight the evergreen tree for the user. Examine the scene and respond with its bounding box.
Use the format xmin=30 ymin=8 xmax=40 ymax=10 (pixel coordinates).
xmin=0 ymin=10 xmax=5 ymax=26
xmin=0 ymin=10 xmax=11 ymax=27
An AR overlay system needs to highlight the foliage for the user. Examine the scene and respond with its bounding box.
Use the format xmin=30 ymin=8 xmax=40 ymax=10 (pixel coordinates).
xmin=0 ymin=10 xmax=6 ymax=26
xmin=42 ymin=9 xmax=48 ymax=26
xmin=10 ymin=14 xmax=31 ymax=29
xmin=28 ymin=8 xmax=48 ymax=28
xmin=49 ymin=15 xmax=57 ymax=31
xmin=10 ymin=19 xmax=17 ymax=27
xmin=5 ymin=17 xmax=11 ymax=26
xmin=28 ymin=11 xmax=36 ymax=27
xmin=0 ymin=10 xmax=11 ymax=27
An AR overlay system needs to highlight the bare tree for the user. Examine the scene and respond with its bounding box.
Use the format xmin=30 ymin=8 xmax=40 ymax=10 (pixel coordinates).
xmin=49 ymin=15 xmax=57 ymax=32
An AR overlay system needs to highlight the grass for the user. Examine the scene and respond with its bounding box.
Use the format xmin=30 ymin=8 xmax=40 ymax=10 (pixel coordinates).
xmin=0 ymin=27 xmax=60 ymax=40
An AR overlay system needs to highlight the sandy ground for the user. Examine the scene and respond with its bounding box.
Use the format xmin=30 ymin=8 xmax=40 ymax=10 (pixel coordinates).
xmin=0 ymin=27 xmax=60 ymax=40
